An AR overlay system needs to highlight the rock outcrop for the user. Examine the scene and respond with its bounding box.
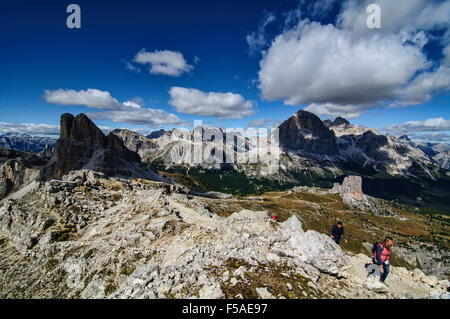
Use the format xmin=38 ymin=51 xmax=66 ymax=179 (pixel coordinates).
xmin=53 ymin=113 xmax=142 ymax=179
xmin=39 ymin=144 xmax=54 ymax=159
xmin=0 ymin=148 xmax=49 ymax=200
xmin=332 ymin=176 xmax=364 ymax=202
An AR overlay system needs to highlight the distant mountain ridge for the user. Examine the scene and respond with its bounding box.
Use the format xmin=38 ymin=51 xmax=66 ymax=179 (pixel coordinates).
xmin=0 ymin=133 xmax=56 ymax=153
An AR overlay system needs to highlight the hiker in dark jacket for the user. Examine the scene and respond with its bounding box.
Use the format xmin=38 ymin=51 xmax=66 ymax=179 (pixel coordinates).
xmin=330 ymin=221 xmax=347 ymax=245
xmin=373 ymin=237 xmax=394 ymax=283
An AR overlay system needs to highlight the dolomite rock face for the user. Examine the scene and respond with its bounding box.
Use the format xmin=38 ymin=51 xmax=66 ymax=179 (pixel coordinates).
xmin=278 ymin=110 xmax=338 ymax=155
xmin=54 ymin=113 xmax=142 ymax=179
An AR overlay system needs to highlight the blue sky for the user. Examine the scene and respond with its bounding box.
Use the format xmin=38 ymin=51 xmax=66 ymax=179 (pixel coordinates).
xmin=0 ymin=0 xmax=449 ymax=141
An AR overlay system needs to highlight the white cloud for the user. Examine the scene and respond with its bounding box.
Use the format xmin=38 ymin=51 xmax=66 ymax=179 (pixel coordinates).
xmin=384 ymin=117 xmax=450 ymax=134
xmin=247 ymin=118 xmax=282 ymax=128
xmin=259 ymin=21 xmax=428 ymax=106
xmin=304 ymin=103 xmax=372 ymax=119
xmin=87 ymin=108 xmax=188 ymax=128
xmin=443 ymin=44 xmax=450 ymax=66
xmin=246 ymin=12 xmax=276 ymax=56
xmin=44 ymin=88 xmax=123 ymax=109
xmin=0 ymin=122 xmax=60 ymax=135
xmin=168 ymin=87 xmax=256 ymax=119
xmin=122 ymin=101 xmax=142 ymax=109
xmin=44 ymin=88 xmax=187 ymax=128
xmin=338 ymin=0 xmax=450 ymax=39
xmin=394 ymin=66 xmax=450 ymax=106
xmin=255 ymin=0 xmax=450 ymax=119
xmin=133 ymin=49 xmax=193 ymax=77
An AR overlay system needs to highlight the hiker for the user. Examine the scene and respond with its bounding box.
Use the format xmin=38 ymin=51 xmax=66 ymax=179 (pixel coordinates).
xmin=330 ymin=221 xmax=348 ymax=245
xmin=126 ymin=181 xmax=133 ymax=191
xmin=372 ymin=237 xmax=394 ymax=283
xmin=270 ymin=215 xmax=278 ymax=228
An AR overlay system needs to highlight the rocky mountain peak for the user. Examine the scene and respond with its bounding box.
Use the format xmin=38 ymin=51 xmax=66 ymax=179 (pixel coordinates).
xmin=278 ymin=110 xmax=338 ymax=155
xmin=399 ymin=135 xmax=411 ymax=142
xmin=54 ymin=113 xmax=142 ymax=179
xmin=332 ymin=116 xmax=350 ymax=127
xmin=60 ymin=113 xmax=106 ymax=147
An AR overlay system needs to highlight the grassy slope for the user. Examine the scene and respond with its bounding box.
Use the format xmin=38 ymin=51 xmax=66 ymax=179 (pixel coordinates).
xmin=148 ymin=161 xmax=450 ymax=215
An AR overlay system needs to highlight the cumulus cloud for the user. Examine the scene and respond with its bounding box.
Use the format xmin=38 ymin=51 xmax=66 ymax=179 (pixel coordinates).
xmin=444 ymin=44 xmax=450 ymax=66
xmin=394 ymin=66 xmax=450 ymax=106
xmin=133 ymin=49 xmax=193 ymax=77
xmin=304 ymin=103 xmax=373 ymax=119
xmin=384 ymin=118 xmax=450 ymax=134
xmin=168 ymin=87 xmax=256 ymax=119
xmin=255 ymin=0 xmax=450 ymax=119
xmin=44 ymin=88 xmax=187 ymax=128
xmin=0 ymin=122 xmax=60 ymax=135
xmin=44 ymin=89 xmax=123 ymax=109
xmin=259 ymin=22 xmax=428 ymax=105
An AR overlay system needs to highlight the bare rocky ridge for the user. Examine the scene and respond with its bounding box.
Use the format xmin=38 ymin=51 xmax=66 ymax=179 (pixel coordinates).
xmin=0 ymin=170 xmax=448 ymax=299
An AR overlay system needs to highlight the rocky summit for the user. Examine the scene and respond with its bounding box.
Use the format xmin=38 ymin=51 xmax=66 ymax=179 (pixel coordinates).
xmin=278 ymin=110 xmax=338 ymax=155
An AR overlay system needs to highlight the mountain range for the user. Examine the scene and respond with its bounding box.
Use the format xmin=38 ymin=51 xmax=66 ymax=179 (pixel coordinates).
xmin=3 ymin=110 xmax=449 ymax=212
xmin=103 ymin=110 xmax=450 ymax=213
xmin=0 ymin=133 xmax=56 ymax=153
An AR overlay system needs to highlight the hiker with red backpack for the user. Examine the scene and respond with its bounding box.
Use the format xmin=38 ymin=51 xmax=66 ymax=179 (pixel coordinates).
xmin=270 ymin=215 xmax=278 ymax=228
xmin=372 ymin=237 xmax=394 ymax=283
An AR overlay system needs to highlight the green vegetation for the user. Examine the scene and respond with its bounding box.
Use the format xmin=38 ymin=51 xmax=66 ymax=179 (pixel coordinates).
xmin=207 ymin=258 xmax=326 ymax=299
xmin=120 ymin=264 xmax=136 ymax=276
